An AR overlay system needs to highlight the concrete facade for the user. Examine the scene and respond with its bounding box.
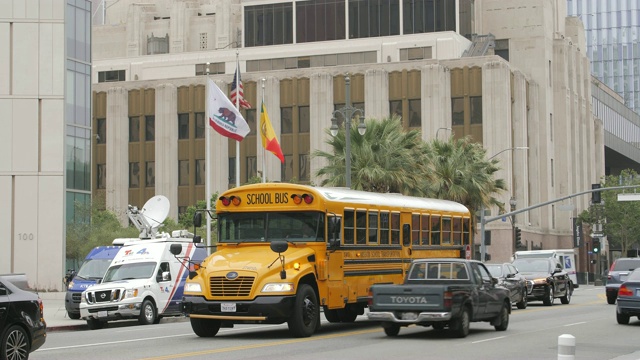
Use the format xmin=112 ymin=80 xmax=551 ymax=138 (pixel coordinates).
xmin=90 ymin=0 xmax=603 ymax=266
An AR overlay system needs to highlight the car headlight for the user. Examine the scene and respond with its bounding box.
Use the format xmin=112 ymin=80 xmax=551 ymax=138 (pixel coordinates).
xmin=124 ymin=289 xmax=139 ymax=299
xmin=184 ymin=283 xmax=202 ymax=293
xmin=533 ymin=278 xmax=549 ymax=285
xmin=68 ymin=281 xmax=74 ymax=289
xmin=262 ymin=283 xmax=294 ymax=292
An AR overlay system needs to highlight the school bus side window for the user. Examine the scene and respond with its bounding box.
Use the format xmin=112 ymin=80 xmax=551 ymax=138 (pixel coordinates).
xmin=412 ymin=214 xmax=420 ymax=245
xmin=368 ymin=211 xmax=379 ymax=243
xmin=356 ymin=210 xmax=367 ymax=245
xmin=380 ymin=211 xmax=390 ymax=245
xmin=344 ymin=209 xmax=355 ymax=245
xmin=421 ymin=214 xmax=430 ymax=245
xmin=462 ymin=218 xmax=470 ymax=244
xmin=391 ymin=212 xmax=400 ymax=245
xmin=452 ymin=217 xmax=462 ymax=245
xmin=442 ymin=216 xmax=452 ymax=245
xmin=431 ymin=215 xmax=441 ymax=245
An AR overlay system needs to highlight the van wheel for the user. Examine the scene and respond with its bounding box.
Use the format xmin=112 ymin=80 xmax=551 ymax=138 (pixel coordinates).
xmin=287 ymin=284 xmax=319 ymax=338
xmin=450 ymin=308 xmax=470 ymax=338
xmin=383 ymin=323 xmax=400 ymax=337
xmin=139 ymin=299 xmax=157 ymax=325
xmin=543 ymin=285 xmax=554 ymax=306
xmin=560 ymin=283 xmax=572 ymax=304
xmin=86 ymin=318 xmax=105 ymax=330
xmin=190 ymin=318 xmax=221 ymax=337
xmin=68 ymin=311 xmax=81 ymax=320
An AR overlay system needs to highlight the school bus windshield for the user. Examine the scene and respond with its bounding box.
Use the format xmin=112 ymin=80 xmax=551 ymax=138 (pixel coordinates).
xmin=218 ymin=211 xmax=325 ymax=243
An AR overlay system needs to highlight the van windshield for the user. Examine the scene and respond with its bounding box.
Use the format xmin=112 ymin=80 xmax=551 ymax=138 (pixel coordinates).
xmin=103 ymin=262 xmax=157 ymax=283
xmin=75 ymin=259 xmax=113 ymax=280
xmin=218 ymin=211 xmax=325 ymax=243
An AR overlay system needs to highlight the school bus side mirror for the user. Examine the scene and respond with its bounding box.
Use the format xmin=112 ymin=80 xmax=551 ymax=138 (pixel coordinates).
xmin=193 ymin=212 xmax=202 ymax=227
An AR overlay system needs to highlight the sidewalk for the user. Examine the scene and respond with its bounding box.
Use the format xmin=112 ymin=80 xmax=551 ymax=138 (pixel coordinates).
xmin=39 ymin=292 xmax=188 ymax=332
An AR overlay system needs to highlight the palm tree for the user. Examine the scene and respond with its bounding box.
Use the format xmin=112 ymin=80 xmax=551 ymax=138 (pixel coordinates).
xmin=423 ymin=136 xmax=506 ymax=219
xmin=313 ymin=115 xmax=428 ymax=195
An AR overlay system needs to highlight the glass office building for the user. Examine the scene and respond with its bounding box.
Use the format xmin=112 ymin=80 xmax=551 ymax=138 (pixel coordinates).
xmin=567 ymin=0 xmax=640 ymax=114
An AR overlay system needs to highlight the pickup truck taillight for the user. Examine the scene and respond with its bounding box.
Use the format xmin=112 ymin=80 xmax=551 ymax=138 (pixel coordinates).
xmin=444 ymin=291 xmax=453 ymax=308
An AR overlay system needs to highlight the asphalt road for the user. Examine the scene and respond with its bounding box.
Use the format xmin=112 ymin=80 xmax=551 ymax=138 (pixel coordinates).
xmin=31 ymin=285 xmax=640 ymax=360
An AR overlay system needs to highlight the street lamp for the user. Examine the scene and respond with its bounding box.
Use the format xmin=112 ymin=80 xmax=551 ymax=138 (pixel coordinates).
xmin=330 ymin=74 xmax=366 ymax=188
xmin=436 ymin=127 xmax=452 ymax=139
xmin=480 ymin=146 xmax=529 ymax=262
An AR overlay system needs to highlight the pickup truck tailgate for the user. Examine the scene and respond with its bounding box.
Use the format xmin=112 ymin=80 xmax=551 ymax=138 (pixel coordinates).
xmin=371 ymin=284 xmax=447 ymax=311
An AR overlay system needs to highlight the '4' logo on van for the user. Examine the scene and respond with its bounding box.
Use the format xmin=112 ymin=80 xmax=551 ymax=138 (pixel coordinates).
xmin=136 ymin=248 xmax=150 ymax=255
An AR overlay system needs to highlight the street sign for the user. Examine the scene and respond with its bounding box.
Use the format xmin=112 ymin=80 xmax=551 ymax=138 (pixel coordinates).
xmin=465 ymin=244 xmax=472 ymax=260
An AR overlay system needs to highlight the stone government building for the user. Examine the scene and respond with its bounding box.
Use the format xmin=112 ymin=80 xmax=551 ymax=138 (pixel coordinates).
xmin=92 ymin=0 xmax=603 ymax=269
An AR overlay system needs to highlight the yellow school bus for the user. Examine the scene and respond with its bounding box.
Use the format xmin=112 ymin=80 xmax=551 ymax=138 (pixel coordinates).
xmin=181 ymin=183 xmax=472 ymax=338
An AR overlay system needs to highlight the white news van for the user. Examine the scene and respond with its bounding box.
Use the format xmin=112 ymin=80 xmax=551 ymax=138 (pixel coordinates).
xmin=514 ymin=249 xmax=578 ymax=286
xmin=79 ymin=196 xmax=207 ymax=330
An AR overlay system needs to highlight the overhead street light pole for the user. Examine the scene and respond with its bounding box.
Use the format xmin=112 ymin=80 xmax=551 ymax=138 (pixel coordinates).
xmin=330 ymin=74 xmax=366 ymax=189
xmin=480 ymin=146 xmax=529 ymax=262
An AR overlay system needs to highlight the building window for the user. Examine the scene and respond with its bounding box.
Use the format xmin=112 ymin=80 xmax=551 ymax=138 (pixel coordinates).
xmin=195 ymin=112 xmax=205 ymax=138
xmin=402 ymin=0 xmax=456 ymax=34
xmin=470 ymin=96 xmax=482 ymax=124
xmin=179 ymin=160 xmax=189 ymax=186
xmin=400 ymin=47 xmax=432 ymax=61
xmin=247 ymin=156 xmax=257 ymax=180
xmin=245 ymin=2 xmax=294 ymax=47
xmin=299 ymin=106 xmax=310 ymax=133
xmin=195 ymin=62 xmax=225 ymax=76
xmin=281 ymin=107 xmax=293 ymax=134
xmin=390 ymin=100 xmax=402 ymax=118
xmin=96 ymin=118 xmax=106 ymax=144
xmin=495 ymin=39 xmax=509 ymax=61
xmin=299 ymin=154 xmax=310 ymax=181
xmin=408 ymin=99 xmax=421 ymax=128
xmin=147 ymin=33 xmax=169 ymax=55
xmin=282 ymin=154 xmax=293 ymax=182
xmin=296 ymin=0 xmax=345 ymax=44
xmin=97 ymin=164 xmax=106 ymax=189
xmin=178 ymin=113 xmax=189 ymax=139
xmin=146 ymin=161 xmax=155 ymax=187
xmin=98 ymin=70 xmax=125 ymax=83
xmin=145 ymin=115 xmax=155 ymax=141
xmin=129 ymin=117 xmax=140 ymax=142
xmin=195 ymin=159 xmax=205 ymax=185
xmin=228 ymin=157 xmax=236 ymax=184
xmin=452 ymin=98 xmax=464 ymax=125
xmin=348 ymin=0 xmax=400 ymax=39
xmin=129 ymin=162 xmax=140 ymax=188
xmin=246 ymin=109 xmax=257 ymax=136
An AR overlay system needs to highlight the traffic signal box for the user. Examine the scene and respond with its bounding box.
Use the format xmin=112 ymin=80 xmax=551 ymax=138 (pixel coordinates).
xmin=515 ymin=227 xmax=522 ymax=248
xmin=593 ymin=239 xmax=600 ymax=254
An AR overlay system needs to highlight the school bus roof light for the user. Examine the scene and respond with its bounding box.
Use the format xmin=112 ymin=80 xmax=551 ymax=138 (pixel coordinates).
xmin=230 ymin=196 xmax=241 ymax=206
xmin=220 ymin=196 xmax=231 ymax=206
xmin=291 ymin=193 xmax=314 ymax=205
xmin=302 ymin=194 xmax=314 ymax=204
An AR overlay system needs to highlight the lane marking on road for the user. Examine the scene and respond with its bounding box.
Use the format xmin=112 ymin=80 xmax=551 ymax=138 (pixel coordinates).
xmin=564 ymin=321 xmax=587 ymax=327
xmin=138 ymin=328 xmax=382 ymax=360
xmin=471 ymin=336 xmax=506 ymax=344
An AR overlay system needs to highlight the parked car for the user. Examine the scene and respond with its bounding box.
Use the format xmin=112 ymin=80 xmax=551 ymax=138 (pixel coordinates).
xmin=0 ymin=274 xmax=47 ymax=360
xmin=485 ymin=263 xmax=528 ymax=309
xmin=616 ymin=268 xmax=640 ymax=324
xmin=606 ymin=258 xmax=640 ymax=304
xmin=512 ymin=258 xmax=572 ymax=306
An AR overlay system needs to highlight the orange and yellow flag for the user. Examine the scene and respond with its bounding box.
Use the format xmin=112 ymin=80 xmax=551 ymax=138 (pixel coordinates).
xmin=260 ymin=101 xmax=285 ymax=163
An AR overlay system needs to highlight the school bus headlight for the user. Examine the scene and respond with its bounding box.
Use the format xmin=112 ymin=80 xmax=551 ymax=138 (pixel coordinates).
xmin=293 ymin=262 xmax=300 ymax=270
xmin=185 ymin=283 xmax=202 ymax=293
xmin=262 ymin=283 xmax=294 ymax=292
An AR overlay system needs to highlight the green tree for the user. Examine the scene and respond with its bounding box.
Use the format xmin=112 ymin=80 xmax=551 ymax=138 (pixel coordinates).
xmin=313 ymin=115 xmax=428 ymax=195
xmin=584 ymin=169 xmax=640 ymax=255
xmin=423 ymin=136 xmax=507 ymax=219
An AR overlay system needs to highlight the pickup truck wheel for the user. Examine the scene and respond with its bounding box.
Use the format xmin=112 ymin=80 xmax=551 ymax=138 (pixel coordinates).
xmin=139 ymin=299 xmax=157 ymax=325
xmin=190 ymin=318 xmax=221 ymax=337
xmin=560 ymin=283 xmax=572 ymax=304
xmin=450 ymin=308 xmax=470 ymax=338
xmin=516 ymin=287 xmax=527 ymax=309
xmin=616 ymin=312 xmax=630 ymax=325
xmin=542 ymin=285 xmax=554 ymax=306
xmin=383 ymin=323 xmax=400 ymax=337
xmin=323 ymin=307 xmax=341 ymax=323
xmin=494 ymin=303 xmax=510 ymax=331
xmin=287 ymin=284 xmax=319 ymax=338
xmin=86 ymin=318 xmax=105 ymax=330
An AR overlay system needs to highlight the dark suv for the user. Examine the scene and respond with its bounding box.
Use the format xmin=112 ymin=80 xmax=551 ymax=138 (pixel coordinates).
xmin=606 ymin=257 xmax=640 ymax=304
xmin=512 ymin=258 xmax=572 ymax=306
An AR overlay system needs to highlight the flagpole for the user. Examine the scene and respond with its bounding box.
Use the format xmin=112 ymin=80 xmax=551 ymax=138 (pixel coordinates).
xmin=205 ymin=65 xmax=212 ymax=251
xmin=261 ymin=78 xmax=266 ymax=183
xmin=235 ymin=51 xmax=241 ymax=187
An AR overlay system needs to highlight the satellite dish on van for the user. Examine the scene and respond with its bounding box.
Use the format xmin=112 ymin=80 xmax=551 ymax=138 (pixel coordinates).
xmin=127 ymin=195 xmax=170 ymax=239
xmin=140 ymin=195 xmax=170 ymax=228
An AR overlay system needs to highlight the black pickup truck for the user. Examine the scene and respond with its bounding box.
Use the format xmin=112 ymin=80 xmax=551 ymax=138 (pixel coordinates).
xmin=367 ymin=258 xmax=511 ymax=338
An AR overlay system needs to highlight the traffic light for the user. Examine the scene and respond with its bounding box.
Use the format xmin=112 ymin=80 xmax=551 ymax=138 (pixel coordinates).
xmin=593 ymin=239 xmax=600 ymax=254
xmin=484 ymin=253 xmax=492 ymax=262
xmin=592 ymin=184 xmax=601 ymax=204
xmin=515 ymin=227 xmax=522 ymax=248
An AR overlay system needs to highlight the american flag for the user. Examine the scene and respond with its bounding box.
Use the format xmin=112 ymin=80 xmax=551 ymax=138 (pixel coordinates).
xmin=230 ymin=64 xmax=251 ymax=109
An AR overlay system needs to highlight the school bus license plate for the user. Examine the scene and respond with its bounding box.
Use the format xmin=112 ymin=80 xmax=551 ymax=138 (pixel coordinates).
xmin=221 ymin=303 xmax=236 ymax=312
